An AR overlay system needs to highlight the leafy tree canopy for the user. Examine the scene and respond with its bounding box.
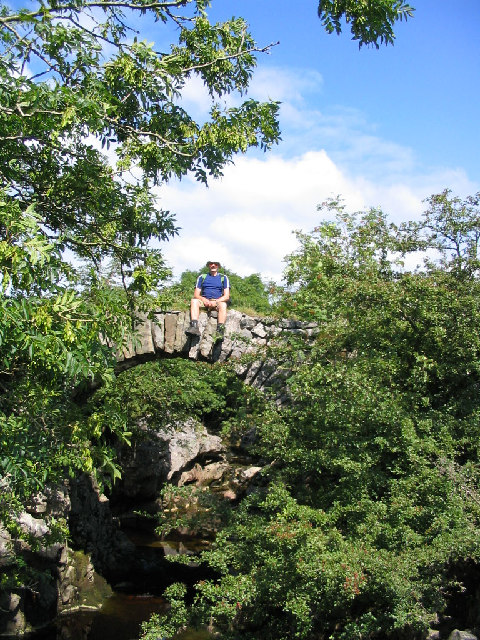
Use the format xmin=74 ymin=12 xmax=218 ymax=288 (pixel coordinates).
xmin=0 ymin=0 xmax=280 ymax=571
xmin=318 ymin=0 xmax=415 ymax=47
xmin=0 ymin=0 xmax=281 ymax=297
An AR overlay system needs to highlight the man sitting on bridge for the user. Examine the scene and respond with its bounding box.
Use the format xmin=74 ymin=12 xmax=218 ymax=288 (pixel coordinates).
xmin=185 ymin=260 xmax=230 ymax=338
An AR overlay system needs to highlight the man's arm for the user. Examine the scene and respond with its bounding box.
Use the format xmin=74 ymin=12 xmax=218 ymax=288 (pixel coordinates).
xmin=194 ymin=286 xmax=217 ymax=307
xmin=216 ymin=287 xmax=230 ymax=303
xmin=193 ymin=286 xmax=203 ymax=300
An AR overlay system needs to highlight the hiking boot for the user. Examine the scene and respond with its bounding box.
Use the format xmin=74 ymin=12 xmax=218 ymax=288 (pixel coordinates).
xmin=215 ymin=323 xmax=225 ymax=341
xmin=185 ymin=323 xmax=201 ymax=336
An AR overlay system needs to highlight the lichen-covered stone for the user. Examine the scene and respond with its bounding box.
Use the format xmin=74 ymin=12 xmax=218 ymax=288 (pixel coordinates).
xmin=117 ymin=309 xmax=317 ymax=376
xmin=151 ymin=312 xmax=165 ymax=350
xmin=448 ymin=631 xmax=478 ymax=640
xmin=164 ymin=312 xmax=180 ymax=353
xmin=167 ymin=417 xmax=224 ymax=481
xmin=134 ymin=315 xmax=155 ymax=356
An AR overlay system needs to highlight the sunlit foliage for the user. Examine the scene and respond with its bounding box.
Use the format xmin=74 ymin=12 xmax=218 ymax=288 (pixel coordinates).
xmin=149 ymin=192 xmax=480 ymax=639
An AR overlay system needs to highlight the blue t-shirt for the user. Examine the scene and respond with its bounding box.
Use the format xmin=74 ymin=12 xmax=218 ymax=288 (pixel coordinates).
xmin=196 ymin=273 xmax=230 ymax=299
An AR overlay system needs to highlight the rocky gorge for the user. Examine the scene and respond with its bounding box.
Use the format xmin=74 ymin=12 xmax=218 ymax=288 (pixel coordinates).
xmin=0 ymin=310 xmax=315 ymax=637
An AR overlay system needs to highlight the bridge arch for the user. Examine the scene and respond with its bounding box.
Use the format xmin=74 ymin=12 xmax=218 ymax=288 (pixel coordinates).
xmin=116 ymin=309 xmax=318 ymax=392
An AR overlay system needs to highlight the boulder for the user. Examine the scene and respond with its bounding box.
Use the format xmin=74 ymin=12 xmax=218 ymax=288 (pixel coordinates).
xmin=448 ymin=631 xmax=478 ymax=640
xmin=167 ymin=417 xmax=224 ymax=481
xmin=0 ymin=525 xmax=14 ymax=569
xmin=0 ymin=592 xmax=26 ymax=636
xmin=112 ymin=417 xmax=225 ymax=504
xmin=178 ymin=461 xmax=230 ymax=487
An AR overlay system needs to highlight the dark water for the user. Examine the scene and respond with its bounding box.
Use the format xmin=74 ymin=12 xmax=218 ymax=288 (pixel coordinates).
xmin=23 ymin=532 xmax=213 ymax=640
xmin=28 ymin=589 xmax=210 ymax=640
xmin=26 ymin=592 xmax=167 ymax=640
xmin=123 ymin=528 xmax=211 ymax=557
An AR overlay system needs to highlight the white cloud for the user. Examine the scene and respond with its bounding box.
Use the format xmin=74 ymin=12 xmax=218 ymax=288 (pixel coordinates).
xmin=248 ymin=66 xmax=324 ymax=105
xmin=174 ymin=65 xmax=324 ymax=127
xmin=178 ymin=74 xmax=216 ymax=116
xmin=158 ymin=146 xmax=478 ymax=283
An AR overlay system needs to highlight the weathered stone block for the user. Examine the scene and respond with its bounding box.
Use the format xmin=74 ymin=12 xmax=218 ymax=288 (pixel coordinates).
xmin=122 ymin=341 xmax=136 ymax=360
xmin=173 ymin=311 xmax=189 ymax=353
xmin=151 ymin=312 xmax=165 ymax=350
xmin=252 ymin=322 xmax=267 ymax=338
xmin=164 ymin=312 xmax=180 ymax=353
xmin=240 ymin=316 xmax=256 ymax=330
xmin=244 ymin=361 xmax=263 ymax=385
xmin=199 ymin=317 xmax=217 ymax=359
xmin=134 ymin=316 xmax=155 ymax=356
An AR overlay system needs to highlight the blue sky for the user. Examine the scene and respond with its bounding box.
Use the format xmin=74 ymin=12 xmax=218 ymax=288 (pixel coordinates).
xmin=153 ymin=0 xmax=480 ymax=281
xmin=210 ymin=0 xmax=480 ymax=177
xmin=210 ymin=0 xmax=480 ymax=175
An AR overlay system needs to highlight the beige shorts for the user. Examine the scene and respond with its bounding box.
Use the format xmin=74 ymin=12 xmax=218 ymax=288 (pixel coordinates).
xmin=194 ymin=298 xmax=226 ymax=308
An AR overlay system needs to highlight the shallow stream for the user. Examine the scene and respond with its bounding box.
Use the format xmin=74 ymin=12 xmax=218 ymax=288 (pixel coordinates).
xmin=26 ymin=594 xmax=211 ymax=640
xmin=23 ymin=531 xmax=212 ymax=640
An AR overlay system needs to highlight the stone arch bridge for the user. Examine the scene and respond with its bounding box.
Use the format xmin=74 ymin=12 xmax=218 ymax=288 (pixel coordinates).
xmin=116 ymin=309 xmax=317 ymax=392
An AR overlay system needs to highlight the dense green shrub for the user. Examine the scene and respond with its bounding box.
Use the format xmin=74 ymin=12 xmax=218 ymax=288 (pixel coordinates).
xmin=89 ymin=358 xmax=267 ymax=436
xmin=144 ymin=192 xmax=480 ymax=640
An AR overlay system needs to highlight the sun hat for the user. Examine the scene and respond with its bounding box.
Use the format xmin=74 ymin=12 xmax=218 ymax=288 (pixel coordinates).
xmin=206 ymin=260 xmax=221 ymax=267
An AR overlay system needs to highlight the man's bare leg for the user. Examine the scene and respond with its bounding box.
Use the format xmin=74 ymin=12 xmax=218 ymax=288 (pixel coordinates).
xmin=190 ymin=298 xmax=201 ymax=321
xmin=186 ymin=298 xmax=202 ymax=335
xmin=217 ymin=301 xmax=227 ymax=324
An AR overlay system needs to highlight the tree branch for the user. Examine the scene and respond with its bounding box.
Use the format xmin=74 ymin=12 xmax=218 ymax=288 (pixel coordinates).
xmin=180 ymin=40 xmax=280 ymax=74
xmin=2 ymin=21 xmax=58 ymax=74
xmin=0 ymin=0 xmax=191 ymax=25
xmin=104 ymin=117 xmax=194 ymax=157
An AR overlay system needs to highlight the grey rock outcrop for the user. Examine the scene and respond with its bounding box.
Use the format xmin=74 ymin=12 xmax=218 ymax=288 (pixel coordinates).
xmin=69 ymin=474 xmax=136 ymax=580
xmin=448 ymin=631 xmax=478 ymax=640
xmin=0 ymin=482 xmax=114 ymax=636
xmin=167 ymin=418 xmax=224 ymax=482
xmin=113 ymin=417 xmax=225 ymax=503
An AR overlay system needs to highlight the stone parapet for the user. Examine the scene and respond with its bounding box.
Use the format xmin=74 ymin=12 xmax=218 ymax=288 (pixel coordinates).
xmin=115 ymin=310 xmax=317 ymax=393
